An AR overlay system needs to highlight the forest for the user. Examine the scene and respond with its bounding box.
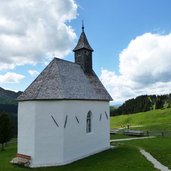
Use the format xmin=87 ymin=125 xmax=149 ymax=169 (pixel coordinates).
xmin=111 ymin=94 xmax=171 ymax=116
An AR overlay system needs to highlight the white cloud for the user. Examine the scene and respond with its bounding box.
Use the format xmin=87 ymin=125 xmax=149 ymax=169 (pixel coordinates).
xmin=0 ymin=0 xmax=77 ymax=70
xmin=100 ymin=33 xmax=171 ymax=103
xmin=28 ymin=70 xmax=40 ymax=77
xmin=0 ymin=72 xmax=25 ymax=84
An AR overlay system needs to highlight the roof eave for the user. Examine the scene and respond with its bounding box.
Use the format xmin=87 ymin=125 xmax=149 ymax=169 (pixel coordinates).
xmin=17 ymin=98 xmax=111 ymax=102
xmin=73 ymin=47 xmax=94 ymax=52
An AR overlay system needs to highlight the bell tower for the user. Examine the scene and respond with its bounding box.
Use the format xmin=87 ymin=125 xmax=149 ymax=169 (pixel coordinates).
xmin=73 ymin=23 xmax=94 ymax=74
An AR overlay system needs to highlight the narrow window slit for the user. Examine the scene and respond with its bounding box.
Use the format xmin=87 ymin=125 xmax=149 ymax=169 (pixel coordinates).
xmin=105 ymin=112 xmax=109 ymax=120
xmin=75 ymin=116 xmax=80 ymax=124
xmin=51 ymin=115 xmax=59 ymax=127
xmin=99 ymin=114 xmax=102 ymax=121
xmin=64 ymin=115 xmax=68 ymax=128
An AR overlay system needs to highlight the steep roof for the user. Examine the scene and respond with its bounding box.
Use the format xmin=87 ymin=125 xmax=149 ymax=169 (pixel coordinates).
xmin=18 ymin=58 xmax=112 ymax=101
xmin=73 ymin=29 xmax=93 ymax=52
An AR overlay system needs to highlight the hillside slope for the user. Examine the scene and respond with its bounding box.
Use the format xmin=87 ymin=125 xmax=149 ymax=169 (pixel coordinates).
xmin=112 ymin=94 xmax=171 ymax=115
xmin=0 ymin=87 xmax=22 ymax=135
xmin=110 ymin=108 xmax=171 ymax=130
xmin=0 ymin=87 xmax=22 ymax=105
xmin=0 ymin=87 xmax=22 ymax=117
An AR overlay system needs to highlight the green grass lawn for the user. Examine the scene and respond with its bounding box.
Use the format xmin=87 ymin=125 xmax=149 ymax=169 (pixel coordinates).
xmin=110 ymin=134 xmax=139 ymax=140
xmin=132 ymin=123 xmax=171 ymax=132
xmin=1 ymin=108 xmax=171 ymax=170
xmin=110 ymin=108 xmax=171 ymax=169
xmin=113 ymin=137 xmax=171 ymax=169
xmin=0 ymin=143 xmax=157 ymax=171
xmin=110 ymin=108 xmax=171 ymax=130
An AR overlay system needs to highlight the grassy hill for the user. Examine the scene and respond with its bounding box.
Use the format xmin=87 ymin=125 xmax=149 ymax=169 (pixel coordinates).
xmin=110 ymin=108 xmax=171 ymax=131
xmin=110 ymin=109 xmax=171 ymax=169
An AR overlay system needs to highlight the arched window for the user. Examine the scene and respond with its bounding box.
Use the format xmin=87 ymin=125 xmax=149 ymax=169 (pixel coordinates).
xmin=86 ymin=111 xmax=92 ymax=133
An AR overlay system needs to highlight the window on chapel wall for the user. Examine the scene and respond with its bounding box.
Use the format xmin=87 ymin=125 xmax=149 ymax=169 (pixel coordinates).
xmin=86 ymin=111 xmax=92 ymax=133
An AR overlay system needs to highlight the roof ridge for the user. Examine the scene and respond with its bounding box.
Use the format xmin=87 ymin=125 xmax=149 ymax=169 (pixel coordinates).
xmin=54 ymin=57 xmax=81 ymax=66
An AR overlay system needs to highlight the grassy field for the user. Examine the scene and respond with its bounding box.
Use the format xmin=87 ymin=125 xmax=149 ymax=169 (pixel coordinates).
xmin=110 ymin=134 xmax=139 ymax=140
xmin=1 ymin=108 xmax=171 ymax=170
xmin=0 ymin=143 xmax=157 ymax=171
xmin=110 ymin=108 xmax=171 ymax=169
xmin=110 ymin=108 xmax=171 ymax=131
xmin=131 ymin=137 xmax=171 ymax=169
xmin=112 ymin=137 xmax=171 ymax=169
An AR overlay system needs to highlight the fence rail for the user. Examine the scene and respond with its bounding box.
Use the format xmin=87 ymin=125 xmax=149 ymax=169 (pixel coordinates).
xmin=145 ymin=131 xmax=171 ymax=137
xmin=110 ymin=129 xmax=171 ymax=137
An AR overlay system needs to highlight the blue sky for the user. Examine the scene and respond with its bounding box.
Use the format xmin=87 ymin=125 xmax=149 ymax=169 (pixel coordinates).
xmin=72 ymin=0 xmax=171 ymax=70
xmin=0 ymin=0 xmax=171 ymax=104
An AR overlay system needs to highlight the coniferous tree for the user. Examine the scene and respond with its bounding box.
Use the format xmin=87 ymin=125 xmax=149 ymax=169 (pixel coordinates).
xmin=0 ymin=112 xmax=13 ymax=150
xmin=112 ymin=93 xmax=171 ymax=116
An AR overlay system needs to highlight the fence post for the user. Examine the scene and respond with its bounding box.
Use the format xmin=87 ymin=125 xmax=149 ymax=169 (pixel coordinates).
xmin=127 ymin=124 xmax=130 ymax=130
xmin=147 ymin=131 xmax=149 ymax=136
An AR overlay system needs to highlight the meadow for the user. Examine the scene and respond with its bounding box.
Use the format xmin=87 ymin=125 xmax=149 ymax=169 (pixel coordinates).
xmin=0 ymin=108 xmax=171 ymax=171
xmin=110 ymin=108 xmax=171 ymax=131
xmin=122 ymin=137 xmax=171 ymax=169
xmin=110 ymin=108 xmax=171 ymax=170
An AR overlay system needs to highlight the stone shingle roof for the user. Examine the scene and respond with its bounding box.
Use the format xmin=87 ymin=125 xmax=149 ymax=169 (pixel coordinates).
xmin=18 ymin=58 xmax=112 ymax=101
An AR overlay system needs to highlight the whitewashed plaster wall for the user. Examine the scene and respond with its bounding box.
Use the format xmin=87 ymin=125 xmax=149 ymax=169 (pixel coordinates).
xmin=18 ymin=100 xmax=110 ymax=168
xmin=63 ymin=101 xmax=110 ymax=163
xmin=17 ymin=101 xmax=36 ymax=159
xmin=34 ymin=101 xmax=64 ymax=166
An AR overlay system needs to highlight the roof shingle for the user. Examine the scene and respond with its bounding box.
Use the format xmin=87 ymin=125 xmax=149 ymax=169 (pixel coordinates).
xmin=18 ymin=58 xmax=112 ymax=101
xmin=73 ymin=31 xmax=93 ymax=52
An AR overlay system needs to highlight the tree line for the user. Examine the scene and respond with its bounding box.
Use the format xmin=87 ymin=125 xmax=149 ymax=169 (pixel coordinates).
xmin=0 ymin=112 xmax=13 ymax=150
xmin=111 ymin=94 xmax=171 ymax=116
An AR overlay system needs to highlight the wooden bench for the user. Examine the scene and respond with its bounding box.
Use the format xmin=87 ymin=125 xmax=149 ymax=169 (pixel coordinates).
xmin=124 ymin=130 xmax=144 ymax=136
xmin=110 ymin=129 xmax=118 ymax=134
xmin=11 ymin=153 xmax=31 ymax=167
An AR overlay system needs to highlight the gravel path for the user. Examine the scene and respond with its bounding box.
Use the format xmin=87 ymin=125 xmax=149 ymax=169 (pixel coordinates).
xmin=110 ymin=136 xmax=155 ymax=142
xmin=110 ymin=136 xmax=170 ymax=170
xmin=8 ymin=136 xmax=171 ymax=170
xmin=140 ymin=148 xmax=171 ymax=171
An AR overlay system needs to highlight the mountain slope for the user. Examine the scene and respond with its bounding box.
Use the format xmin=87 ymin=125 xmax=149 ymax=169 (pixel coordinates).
xmin=0 ymin=87 xmax=22 ymax=105
xmin=0 ymin=87 xmax=22 ymax=136
xmin=0 ymin=87 xmax=22 ymax=116
xmin=112 ymin=94 xmax=171 ymax=115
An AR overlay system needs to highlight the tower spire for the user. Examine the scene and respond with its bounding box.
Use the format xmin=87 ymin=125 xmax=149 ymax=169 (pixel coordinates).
xmin=73 ymin=21 xmax=93 ymax=52
xmin=73 ymin=23 xmax=94 ymax=74
xmin=82 ymin=20 xmax=84 ymax=32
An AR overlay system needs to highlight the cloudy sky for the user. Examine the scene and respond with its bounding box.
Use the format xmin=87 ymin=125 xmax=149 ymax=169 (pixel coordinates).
xmin=0 ymin=0 xmax=171 ymax=104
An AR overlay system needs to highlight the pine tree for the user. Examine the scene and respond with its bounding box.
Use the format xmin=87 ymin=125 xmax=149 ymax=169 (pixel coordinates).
xmin=0 ymin=112 xmax=13 ymax=150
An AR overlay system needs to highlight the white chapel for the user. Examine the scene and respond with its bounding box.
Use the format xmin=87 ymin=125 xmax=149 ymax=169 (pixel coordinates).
xmin=13 ymin=25 xmax=112 ymax=167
